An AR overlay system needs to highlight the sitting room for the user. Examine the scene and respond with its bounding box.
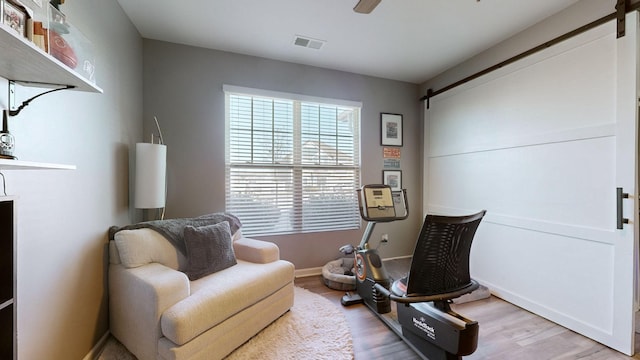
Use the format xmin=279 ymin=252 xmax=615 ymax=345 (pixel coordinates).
xmin=0 ymin=0 xmax=638 ymax=359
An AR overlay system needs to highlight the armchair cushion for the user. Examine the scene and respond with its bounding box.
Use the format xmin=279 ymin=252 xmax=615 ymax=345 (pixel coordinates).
xmin=184 ymin=222 xmax=237 ymax=280
xmin=161 ymin=259 xmax=294 ymax=345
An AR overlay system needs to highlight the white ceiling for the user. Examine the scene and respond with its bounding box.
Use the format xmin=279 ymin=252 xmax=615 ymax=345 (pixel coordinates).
xmin=116 ymin=0 xmax=581 ymax=84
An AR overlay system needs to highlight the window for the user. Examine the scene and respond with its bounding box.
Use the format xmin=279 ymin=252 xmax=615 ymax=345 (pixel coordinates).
xmin=224 ymin=85 xmax=361 ymax=236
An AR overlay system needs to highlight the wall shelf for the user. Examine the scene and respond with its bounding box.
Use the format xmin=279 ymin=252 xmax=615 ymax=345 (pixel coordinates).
xmin=0 ymin=19 xmax=93 ymax=171
xmin=0 ymin=159 xmax=75 ymax=170
xmin=0 ymin=23 xmax=102 ymax=93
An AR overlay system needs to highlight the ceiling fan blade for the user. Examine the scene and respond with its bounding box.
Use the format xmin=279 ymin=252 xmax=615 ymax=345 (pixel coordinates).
xmin=353 ymin=0 xmax=381 ymax=14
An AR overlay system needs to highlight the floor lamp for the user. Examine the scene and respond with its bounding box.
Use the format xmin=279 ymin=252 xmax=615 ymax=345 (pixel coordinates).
xmin=135 ymin=117 xmax=166 ymax=220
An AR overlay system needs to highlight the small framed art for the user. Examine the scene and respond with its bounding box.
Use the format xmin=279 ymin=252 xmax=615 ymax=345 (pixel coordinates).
xmin=381 ymin=113 xmax=403 ymax=147
xmin=3 ymin=0 xmax=27 ymax=37
xmin=382 ymin=170 xmax=402 ymax=191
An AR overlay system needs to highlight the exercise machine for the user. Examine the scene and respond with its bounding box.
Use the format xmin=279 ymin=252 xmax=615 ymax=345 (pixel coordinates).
xmin=340 ymin=184 xmax=408 ymax=311
xmin=341 ymin=184 xmax=485 ymax=360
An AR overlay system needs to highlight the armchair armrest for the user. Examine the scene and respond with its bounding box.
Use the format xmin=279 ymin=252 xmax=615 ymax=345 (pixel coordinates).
xmin=109 ymin=262 xmax=190 ymax=360
xmin=233 ymin=237 xmax=280 ymax=263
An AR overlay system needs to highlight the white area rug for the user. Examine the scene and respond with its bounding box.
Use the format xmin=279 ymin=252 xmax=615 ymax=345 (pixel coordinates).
xmin=225 ymin=286 xmax=353 ymax=360
xmin=98 ymin=287 xmax=353 ymax=360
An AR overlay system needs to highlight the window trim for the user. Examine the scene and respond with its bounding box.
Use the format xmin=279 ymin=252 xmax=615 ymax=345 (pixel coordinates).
xmin=224 ymin=85 xmax=362 ymax=236
xmin=223 ymin=84 xmax=362 ymax=109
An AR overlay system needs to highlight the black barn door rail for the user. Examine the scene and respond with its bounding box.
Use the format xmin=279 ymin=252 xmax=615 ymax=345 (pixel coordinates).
xmin=421 ymin=0 xmax=640 ymax=107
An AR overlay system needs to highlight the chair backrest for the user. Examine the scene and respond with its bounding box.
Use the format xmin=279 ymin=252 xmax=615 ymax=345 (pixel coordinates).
xmin=405 ymin=210 xmax=486 ymax=297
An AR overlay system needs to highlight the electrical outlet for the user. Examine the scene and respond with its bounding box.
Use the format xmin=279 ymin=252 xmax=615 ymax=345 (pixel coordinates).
xmin=381 ymin=233 xmax=389 ymax=241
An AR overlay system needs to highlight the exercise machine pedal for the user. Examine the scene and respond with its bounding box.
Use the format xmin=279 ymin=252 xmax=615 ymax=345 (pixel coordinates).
xmin=341 ymin=292 xmax=363 ymax=306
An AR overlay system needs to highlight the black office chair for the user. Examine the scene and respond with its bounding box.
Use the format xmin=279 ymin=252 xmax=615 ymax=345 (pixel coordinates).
xmin=375 ymin=210 xmax=486 ymax=360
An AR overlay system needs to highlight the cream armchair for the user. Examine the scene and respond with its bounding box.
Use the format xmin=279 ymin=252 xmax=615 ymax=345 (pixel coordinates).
xmin=108 ymin=221 xmax=294 ymax=360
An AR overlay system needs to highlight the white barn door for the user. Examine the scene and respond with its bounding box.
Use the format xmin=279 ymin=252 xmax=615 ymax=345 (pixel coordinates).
xmin=423 ymin=13 xmax=638 ymax=355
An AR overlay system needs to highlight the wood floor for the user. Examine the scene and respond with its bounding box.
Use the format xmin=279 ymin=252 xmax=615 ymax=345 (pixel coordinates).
xmin=294 ymin=258 xmax=640 ymax=360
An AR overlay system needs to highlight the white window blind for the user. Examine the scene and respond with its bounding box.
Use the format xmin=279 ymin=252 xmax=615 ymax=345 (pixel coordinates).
xmin=225 ymin=86 xmax=361 ymax=236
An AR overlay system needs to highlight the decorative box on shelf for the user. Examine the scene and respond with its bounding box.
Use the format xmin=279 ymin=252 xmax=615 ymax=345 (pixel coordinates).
xmin=24 ymin=0 xmax=49 ymax=53
xmin=0 ymin=0 xmax=96 ymax=85
xmin=2 ymin=0 xmax=48 ymax=50
xmin=48 ymin=3 xmax=96 ymax=84
xmin=1 ymin=0 xmax=30 ymax=38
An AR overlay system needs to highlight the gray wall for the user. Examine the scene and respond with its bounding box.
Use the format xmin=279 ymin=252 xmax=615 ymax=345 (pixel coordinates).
xmin=421 ymin=0 xmax=619 ymax=95
xmin=143 ymin=40 xmax=423 ymax=270
xmin=0 ymin=1 xmax=142 ymax=358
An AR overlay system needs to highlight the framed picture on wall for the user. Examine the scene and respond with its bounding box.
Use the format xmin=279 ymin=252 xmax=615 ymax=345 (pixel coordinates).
xmin=382 ymin=170 xmax=402 ymax=191
xmin=380 ymin=113 xmax=403 ymax=146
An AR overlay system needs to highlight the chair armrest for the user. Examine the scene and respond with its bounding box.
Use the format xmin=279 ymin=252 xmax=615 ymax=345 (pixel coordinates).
xmin=109 ymin=263 xmax=190 ymax=360
xmin=233 ymin=237 xmax=280 ymax=263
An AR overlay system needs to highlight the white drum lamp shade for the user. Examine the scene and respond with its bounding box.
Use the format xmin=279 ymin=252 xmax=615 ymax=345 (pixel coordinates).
xmin=135 ymin=143 xmax=167 ymax=209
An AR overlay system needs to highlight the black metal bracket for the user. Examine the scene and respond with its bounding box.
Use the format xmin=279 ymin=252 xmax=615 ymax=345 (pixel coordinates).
xmin=616 ymin=0 xmax=628 ymax=38
xmin=616 ymin=187 xmax=629 ymax=229
xmin=7 ymin=81 xmax=75 ymax=117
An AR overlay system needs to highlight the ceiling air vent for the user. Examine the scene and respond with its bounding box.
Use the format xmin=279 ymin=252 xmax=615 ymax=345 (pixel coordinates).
xmin=293 ymin=35 xmax=325 ymax=50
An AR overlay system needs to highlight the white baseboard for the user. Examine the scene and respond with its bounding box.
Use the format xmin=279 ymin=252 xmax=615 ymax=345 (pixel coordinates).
xmin=294 ymin=255 xmax=412 ymax=278
xmin=384 ymin=255 xmax=412 ymax=262
xmin=83 ymin=331 xmax=110 ymax=360
xmin=295 ymin=267 xmax=323 ymax=278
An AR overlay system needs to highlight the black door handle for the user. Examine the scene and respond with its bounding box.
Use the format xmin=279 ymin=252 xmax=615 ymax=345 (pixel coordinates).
xmin=616 ymin=187 xmax=629 ymax=229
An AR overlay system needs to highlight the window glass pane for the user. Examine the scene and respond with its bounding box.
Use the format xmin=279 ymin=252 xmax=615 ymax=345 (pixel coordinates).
xmin=273 ymin=100 xmax=293 ymax=164
xmin=319 ymin=106 xmax=336 ymax=135
xmin=227 ymin=167 xmax=294 ymax=236
xmin=302 ymin=168 xmax=360 ymax=232
xmin=226 ymin=90 xmax=361 ymax=236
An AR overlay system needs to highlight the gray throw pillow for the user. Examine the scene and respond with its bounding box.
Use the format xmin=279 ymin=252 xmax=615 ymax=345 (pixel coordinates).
xmin=184 ymin=221 xmax=237 ymax=280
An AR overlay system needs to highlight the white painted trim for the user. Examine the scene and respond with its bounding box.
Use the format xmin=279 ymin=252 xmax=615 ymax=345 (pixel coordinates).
xmin=429 ymin=123 xmax=615 ymax=158
xmin=295 ymin=267 xmax=323 ymax=278
xmin=223 ymin=84 xmax=363 ymax=108
xmin=429 ymin=205 xmax=616 ymax=246
xmin=384 ymin=255 xmax=413 ymax=262
xmin=82 ymin=331 xmax=110 ymax=360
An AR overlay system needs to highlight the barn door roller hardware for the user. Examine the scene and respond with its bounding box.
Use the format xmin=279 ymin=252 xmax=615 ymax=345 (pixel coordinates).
xmin=617 ymin=0 xmax=629 ymax=38
xmin=421 ymin=0 xmax=640 ymax=106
